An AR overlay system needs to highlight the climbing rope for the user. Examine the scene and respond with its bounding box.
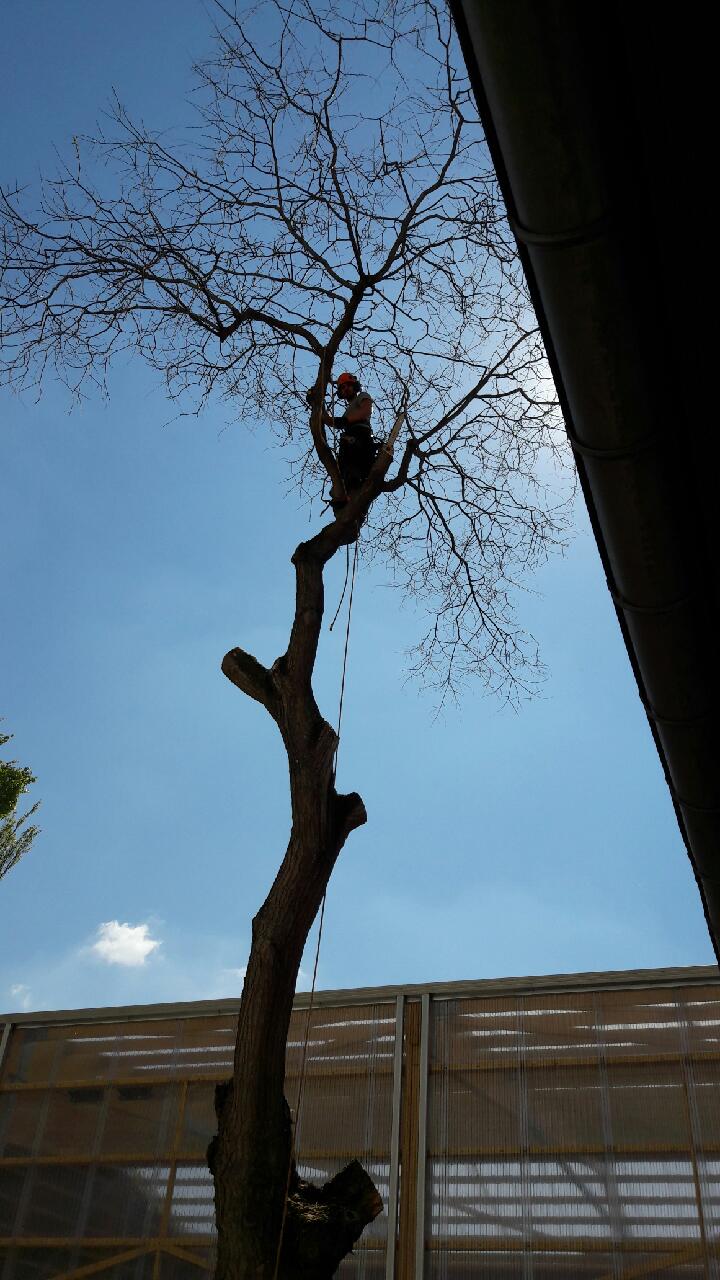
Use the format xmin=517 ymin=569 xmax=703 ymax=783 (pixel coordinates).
xmin=329 ymin=545 xmax=351 ymax=633
xmin=333 ymin=531 xmax=360 ymax=770
xmin=271 ymin=387 xmax=407 ymax=1274
xmin=272 ymin=891 xmax=327 ymax=1280
xmin=272 ymin=524 xmax=360 ymax=1280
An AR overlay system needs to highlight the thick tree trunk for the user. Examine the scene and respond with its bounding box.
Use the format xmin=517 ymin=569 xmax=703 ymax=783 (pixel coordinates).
xmin=210 ymin=728 xmax=372 ymax=1277
xmin=211 ymin=478 xmax=391 ymax=1279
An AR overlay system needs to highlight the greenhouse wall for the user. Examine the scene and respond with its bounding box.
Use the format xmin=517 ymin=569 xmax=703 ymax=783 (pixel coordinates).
xmin=1 ymin=966 xmax=718 ymax=1279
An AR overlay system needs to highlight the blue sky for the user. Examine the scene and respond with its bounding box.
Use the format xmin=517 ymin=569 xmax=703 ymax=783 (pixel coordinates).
xmin=0 ymin=1 xmax=714 ymax=1016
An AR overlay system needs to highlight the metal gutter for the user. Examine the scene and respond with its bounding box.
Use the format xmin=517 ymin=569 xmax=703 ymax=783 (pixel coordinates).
xmin=450 ymin=0 xmax=720 ymax=958
xmin=2 ymin=964 xmax=717 ymax=1026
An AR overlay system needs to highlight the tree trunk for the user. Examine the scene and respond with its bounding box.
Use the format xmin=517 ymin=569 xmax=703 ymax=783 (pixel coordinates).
xmin=211 ymin=487 xmax=390 ymax=1279
xmin=209 ymin=730 xmax=374 ymax=1278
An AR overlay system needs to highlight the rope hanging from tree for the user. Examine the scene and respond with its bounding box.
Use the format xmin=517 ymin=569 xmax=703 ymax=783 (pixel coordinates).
xmin=272 ymin=520 xmax=360 ymax=1280
xmin=272 ymin=383 xmax=407 ymax=1277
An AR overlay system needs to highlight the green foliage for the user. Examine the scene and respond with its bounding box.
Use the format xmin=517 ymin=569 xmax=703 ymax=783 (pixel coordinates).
xmin=0 ymin=756 xmax=35 ymax=821
xmin=0 ymin=728 xmax=40 ymax=881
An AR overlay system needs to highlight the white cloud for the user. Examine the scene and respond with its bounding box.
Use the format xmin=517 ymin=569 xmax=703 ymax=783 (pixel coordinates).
xmin=2 ymin=927 xmax=258 ymax=1013
xmin=221 ymin=966 xmax=247 ymax=983
xmin=10 ymin=983 xmax=31 ymax=1010
xmin=89 ymin=920 xmax=161 ymax=968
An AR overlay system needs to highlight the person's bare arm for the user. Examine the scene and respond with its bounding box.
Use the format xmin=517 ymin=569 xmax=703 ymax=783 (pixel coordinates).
xmin=344 ymin=393 xmax=373 ymax=424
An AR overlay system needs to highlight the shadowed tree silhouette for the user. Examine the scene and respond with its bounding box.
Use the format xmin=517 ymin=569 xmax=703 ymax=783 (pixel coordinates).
xmin=0 ymin=1 xmax=569 ymax=1274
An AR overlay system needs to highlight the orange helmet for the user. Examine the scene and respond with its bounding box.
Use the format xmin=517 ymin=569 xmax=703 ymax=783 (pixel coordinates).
xmin=336 ymin=371 xmax=358 ymax=399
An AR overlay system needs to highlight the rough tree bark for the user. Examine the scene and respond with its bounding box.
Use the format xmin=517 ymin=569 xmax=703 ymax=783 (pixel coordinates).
xmin=211 ymin=461 xmax=392 ymax=1278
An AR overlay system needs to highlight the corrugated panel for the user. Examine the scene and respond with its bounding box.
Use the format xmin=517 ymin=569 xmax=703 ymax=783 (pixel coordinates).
xmin=336 ymin=1254 xmax=386 ymax=1279
xmin=1 ymin=1018 xmax=238 ymax=1087
xmin=168 ymin=1162 xmax=215 ymax=1236
xmin=0 ymin=1248 xmax=154 ymax=1280
xmin=289 ymin=1002 xmax=394 ymax=1269
xmin=178 ymin=1081 xmax=215 ymax=1157
xmin=1 ymin=978 xmax=718 ymax=1278
xmin=425 ymin=986 xmax=720 ymax=1278
xmin=0 ymin=1084 xmax=180 ymax=1160
xmin=159 ymin=1251 xmax=212 ymax=1280
xmin=4 ymin=1162 xmax=168 ymax=1238
xmin=0 ymin=1091 xmax=44 ymax=1157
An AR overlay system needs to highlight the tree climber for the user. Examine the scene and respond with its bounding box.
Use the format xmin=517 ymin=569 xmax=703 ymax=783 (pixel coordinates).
xmin=332 ymin=371 xmax=377 ymax=506
xmin=308 ymin=372 xmax=377 ymax=510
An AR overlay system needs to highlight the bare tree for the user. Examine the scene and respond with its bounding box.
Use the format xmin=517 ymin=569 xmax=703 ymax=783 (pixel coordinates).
xmin=0 ymin=1 xmax=568 ymax=1275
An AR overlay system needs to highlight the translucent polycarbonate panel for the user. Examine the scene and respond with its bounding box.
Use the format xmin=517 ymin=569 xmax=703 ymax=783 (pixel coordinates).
xmin=159 ymin=1250 xmax=214 ymax=1280
xmin=1 ymin=1016 xmax=239 ymax=1087
xmin=0 ymin=1083 xmax=180 ymax=1160
xmin=426 ymin=1250 xmax=709 ymax=1278
xmin=2 ymin=978 xmax=718 ymax=1276
xmin=41 ymin=1085 xmax=107 ymax=1156
xmin=159 ymin=1249 xmax=214 ymax=1279
xmin=0 ymin=1248 xmax=151 ymax=1280
xmin=0 ymin=1166 xmax=25 ymax=1234
xmin=595 ymin=1155 xmax=703 ymax=1240
xmin=102 ymin=1252 xmax=157 ymax=1280
xmin=294 ymin=1060 xmax=394 ymax=1157
xmin=426 ymin=988 xmax=720 ymax=1276
xmin=427 ymin=1155 xmax=666 ymax=1243
xmin=174 ymin=1016 xmax=235 ymax=1077
xmin=606 ymin=1061 xmax=691 ymax=1147
xmin=84 ymin=1163 xmax=167 ymax=1237
xmin=594 ymin=987 xmax=686 ymax=1059
xmin=286 ymin=1003 xmax=396 ymax=1085
xmin=12 ymin=1251 xmax=160 ymax=1280
xmin=525 ymin=1064 xmax=606 ymax=1151
xmin=55 ymin=1021 xmax=185 ymax=1082
xmin=289 ymin=1002 xmax=394 ymax=1258
xmin=698 ymin=1156 xmax=720 ymax=1246
xmin=100 ymin=1083 xmax=179 ymax=1156
xmin=1 ymin=1027 xmax=62 ymax=1086
xmin=0 ymin=1091 xmax=45 ymax=1157
xmin=2 ymin=1021 xmax=180 ymax=1084
xmin=429 ymin=1057 xmax=523 ymax=1155
xmin=168 ymin=1162 xmax=215 ymax=1236
xmin=179 ymin=1080 xmax=215 ymax=1155
xmin=677 ymin=986 xmax=720 ymax=1055
xmin=6 ymin=1161 xmax=168 ymax=1238
xmin=686 ymin=1058 xmax=720 ymax=1144
xmin=664 ymin=1265 xmax=715 ymax=1280
xmin=336 ymin=1249 xmax=386 ymax=1278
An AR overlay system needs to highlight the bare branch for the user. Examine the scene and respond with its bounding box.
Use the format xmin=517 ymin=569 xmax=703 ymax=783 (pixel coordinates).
xmin=1 ymin=0 xmax=570 ymax=702
xmin=221 ymin=647 xmax=278 ymax=714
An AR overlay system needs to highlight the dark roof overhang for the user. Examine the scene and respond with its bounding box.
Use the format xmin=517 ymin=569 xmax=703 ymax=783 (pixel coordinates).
xmin=450 ymin=1 xmax=720 ymax=959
